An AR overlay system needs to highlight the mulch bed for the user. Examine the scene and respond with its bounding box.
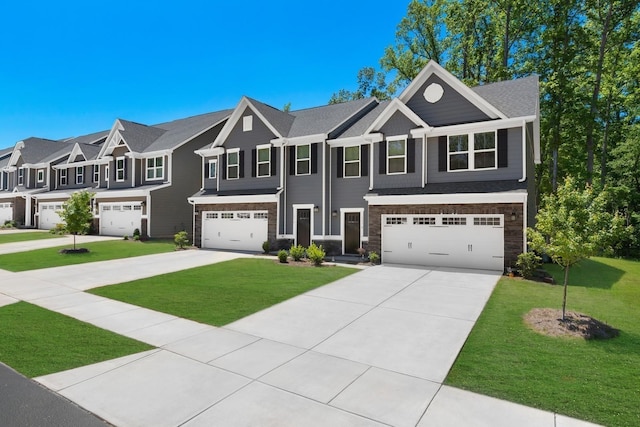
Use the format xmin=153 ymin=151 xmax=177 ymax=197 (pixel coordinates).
xmin=524 ymin=308 xmax=619 ymax=340
xmin=58 ymin=248 xmax=90 ymax=254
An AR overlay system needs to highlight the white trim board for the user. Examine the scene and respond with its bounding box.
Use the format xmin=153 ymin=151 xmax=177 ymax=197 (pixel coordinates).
xmin=364 ymin=191 xmax=527 ymax=205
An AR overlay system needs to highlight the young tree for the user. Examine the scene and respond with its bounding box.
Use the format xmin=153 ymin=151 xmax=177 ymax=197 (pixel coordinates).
xmin=527 ymin=176 xmax=630 ymax=319
xmin=58 ymin=190 xmax=94 ymax=251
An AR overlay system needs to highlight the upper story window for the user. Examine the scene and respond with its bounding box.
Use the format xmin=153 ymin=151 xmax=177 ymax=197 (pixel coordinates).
xmin=93 ymin=165 xmax=99 ymax=183
xmin=146 ymin=156 xmax=164 ymax=180
xmin=17 ymin=167 xmax=25 ymax=186
xmin=105 ymin=165 xmax=109 ymax=182
xmin=387 ymin=139 xmax=406 ymax=174
xmin=227 ymin=149 xmax=239 ymax=180
xmin=76 ymin=166 xmax=84 ymax=185
xmin=243 ymin=115 xmax=253 ymax=132
xmin=208 ymin=159 xmax=217 ymax=179
xmin=257 ymin=145 xmax=271 ymax=178
xmin=296 ymin=144 xmax=311 ymax=175
xmin=448 ymin=131 xmax=496 ymax=171
xmin=344 ymin=146 xmax=360 ymax=178
xmin=37 ymin=169 xmax=45 ymax=183
xmin=59 ymin=169 xmax=67 ymax=186
xmin=115 ymin=157 xmax=126 ymax=182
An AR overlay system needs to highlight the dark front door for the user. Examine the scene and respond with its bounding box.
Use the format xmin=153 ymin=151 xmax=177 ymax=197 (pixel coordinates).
xmin=345 ymin=212 xmax=360 ymax=254
xmin=296 ymin=209 xmax=311 ymax=247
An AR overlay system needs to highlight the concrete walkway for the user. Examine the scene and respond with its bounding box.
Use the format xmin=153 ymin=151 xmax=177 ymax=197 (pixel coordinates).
xmin=0 ymin=241 xmax=601 ymax=426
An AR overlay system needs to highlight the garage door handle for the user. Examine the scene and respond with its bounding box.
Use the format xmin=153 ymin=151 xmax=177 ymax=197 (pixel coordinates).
xmin=408 ymin=242 xmax=412 ymax=249
xmin=468 ymin=244 xmax=472 ymax=252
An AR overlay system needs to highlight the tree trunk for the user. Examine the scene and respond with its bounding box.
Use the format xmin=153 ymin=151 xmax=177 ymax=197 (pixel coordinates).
xmin=562 ymin=264 xmax=570 ymax=320
xmin=600 ymin=92 xmax=612 ymax=187
xmin=503 ymin=3 xmax=511 ymax=70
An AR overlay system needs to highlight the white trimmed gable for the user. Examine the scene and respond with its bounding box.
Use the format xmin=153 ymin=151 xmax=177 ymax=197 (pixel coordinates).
xmin=212 ymin=97 xmax=283 ymax=148
xmin=365 ymin=99 xmax=431 ymax=135
xmin=98 ymin=119 xmax=130 ymax=157
xmin=67 ymin=143 xmax=87 ymax=163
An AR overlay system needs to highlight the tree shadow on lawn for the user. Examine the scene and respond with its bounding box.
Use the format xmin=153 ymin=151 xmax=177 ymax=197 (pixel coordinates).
xmin=545 ymin=258 xmax=624 ymax=290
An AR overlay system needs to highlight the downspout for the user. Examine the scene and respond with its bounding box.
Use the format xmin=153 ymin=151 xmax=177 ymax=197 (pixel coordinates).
xmin=280 ymin=145 xmax=286 ymax=237
xmin=131 ymin=157 xmax=136 ymax=188
xmin=422 ymin=134 xmax=427 ymax=187
xmin=369 ymin=140 xmax=374 ymax=190
xmin=523 ymin=193 xmax=528 ymax=254
xmin=188 ymin=198 xmax=196 ymax=246
xmin=328 ymin=145 xmax=332 ymax=235
xmin=321 ymin=141 xmax=326 ymax=237
xmin=519 ymin=120 xmax=527 ymax=182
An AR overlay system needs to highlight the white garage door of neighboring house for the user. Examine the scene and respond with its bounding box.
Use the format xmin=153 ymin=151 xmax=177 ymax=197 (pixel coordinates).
xmin=100 ymin=203 xmax=142 ymax=236
xmin=202 ymin=211 xmax=268 ymax=252
xmin=0 ymin=203 xmax=13 ymax=224
xmin=382 ymin=214 xmax=504 ymax=271
xmin=38 ymin=203 xmax=64 ymax=230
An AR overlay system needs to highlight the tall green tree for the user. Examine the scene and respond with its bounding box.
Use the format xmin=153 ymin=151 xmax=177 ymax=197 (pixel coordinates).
xmin=329 ymin=67 xmax=392 ymax=104
xmin=59 ymin=190 xmax=94 ymax=251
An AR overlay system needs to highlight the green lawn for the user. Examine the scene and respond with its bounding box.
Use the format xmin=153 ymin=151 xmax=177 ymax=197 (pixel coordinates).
xmin=0 ymin=231 xmax=64 ymax=244
xmin=0 ymin=239 xmax=175 ymax=271
xmin=90 ymin=258 xmax=357 ymax=326
xmin=446 ymin=257 xmax=640 ymax=427
xmin=0 ymin=302 xmax=153 ymax=378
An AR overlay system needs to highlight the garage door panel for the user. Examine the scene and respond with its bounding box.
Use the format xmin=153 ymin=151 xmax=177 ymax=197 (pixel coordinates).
xmin=202 ymin=211 xmax=268 ymax=252
xmin=0 ymin=203 xmax=13 ymax=223
xmin=100 ymin=204 xmax=142 ymax=236
xmin=38 ymin=203 xmax=64 ymax=230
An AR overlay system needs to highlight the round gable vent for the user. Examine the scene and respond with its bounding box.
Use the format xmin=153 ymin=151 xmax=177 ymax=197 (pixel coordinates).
xmin=423 ymin=83 xmax=444 ymax=103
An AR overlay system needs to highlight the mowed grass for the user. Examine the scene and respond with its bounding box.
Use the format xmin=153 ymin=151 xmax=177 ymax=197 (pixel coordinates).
xmin=0 ymin=239 xmax=175 ymax=271
xmin=0 ymin=302 xmax=153 ymax=378
xmin=0 ymin=231 xmax=64 ymax=244
xmin=90 ymin=258 xmax=357 ymax=326
xmin=446 ymin=257 xmax=640 ymax=427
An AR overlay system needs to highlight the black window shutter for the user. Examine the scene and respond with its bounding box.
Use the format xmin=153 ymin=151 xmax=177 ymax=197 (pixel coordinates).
xmin=270 ymin=147 xmax=277 ymax=176
xmin=239 ymin=150 xmax=245 ymax=178
xmin=289 ymin=146 xmax=295 ymax=175
xmin=407 ymin=139 xmax=416 ymax=173
xmin=124 ymin=159 xmax=128 ymax=179
xmin=379 ymin=142 xmax=387 ymax=174
xmin=361 ymin=145 xmax=369 ymax=177
xmin=251 ymin=149 xmax=257 ymax=177
xmin=204 ymin=161 xmax=209 ymax=178
xmin=311 ymin=144 xmax=318 ymax=174
xmin=336 ymin=147 xmax=343 ymax=178
xmin=221 ymin=154 xmax=227 ymax=180
xmin=498 ymin=129 xmax=508 ymax=168
xmin=438 ymin=136 xmax=447 ymax=172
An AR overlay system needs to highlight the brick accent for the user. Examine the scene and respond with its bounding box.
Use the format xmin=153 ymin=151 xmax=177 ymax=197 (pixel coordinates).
xmin=193 ymin=202 xmax=277 ymax=247
xmin=368 ymin=203 xmax=524 ymax=268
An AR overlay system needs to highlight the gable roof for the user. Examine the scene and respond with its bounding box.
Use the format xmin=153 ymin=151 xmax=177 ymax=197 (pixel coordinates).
xmin=333 ymin=101 xmax=391 ymax=139
xmin=286 ymin=97 xmax=378 ymax=138
xmin=472 ymin=75 xmax=539 ymax=118
xmin=10 ymin=137 xmax=67 ymax=166
xmin=364 ymin=98 xmax=430 ymax=135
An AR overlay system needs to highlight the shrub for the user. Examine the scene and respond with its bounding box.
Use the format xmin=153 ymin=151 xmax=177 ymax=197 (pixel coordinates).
xmin=516 ymin=251 xmax=542 ymax=279
xmin=262 ymin=240 xmax=270 ymax=254
xmin=123 ymin=235 xmax=129 ymax=241
xmin=306 ymin=243 xmax=326 ymax=266
xmin=289 ymin=244 xmax=306 ymax=261
xmin=49 ymin=223 xmax=67 ymax=235
xmin=368 ymin=251 xmax=380 ymax=264
xmin=277 ymin=249 xmax=288 ymax=263
xmin=133 ymin=234 xmax=140 ymax=241
xmin=133 ymin=228 xmax=141 ymax=238
xmin=174 ymin=231 xmax=189 ymax=249
xmin=2 ymin=220 xmax=17 ymax=229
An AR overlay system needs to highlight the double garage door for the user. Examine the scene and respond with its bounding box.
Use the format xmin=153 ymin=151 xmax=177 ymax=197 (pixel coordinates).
xmin=100 ymin=203 xmax=142 ymax=236
xmin=202 ymin=211 xmax=268 ymax=252
xmin=382 ymin=214 xmax=504 ymax=271
xmin=0 ymin=202 xmax=13 ymax=224
xmin=38 ymin=203 xmax=64 ymax=230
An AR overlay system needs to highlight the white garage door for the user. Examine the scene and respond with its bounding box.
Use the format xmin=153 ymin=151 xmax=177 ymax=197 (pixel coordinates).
xmin=38 ymin=203 xmax=64 ymax=230
xmin=382 ymin=214 xmax=504 ymax=271
xmin=100 ymin=203 xmax=142 ymax=236
xmin=0 ymin=202 xmax=13 ymax=224
xmin=202 ymin=211 xmax=268 ymax=252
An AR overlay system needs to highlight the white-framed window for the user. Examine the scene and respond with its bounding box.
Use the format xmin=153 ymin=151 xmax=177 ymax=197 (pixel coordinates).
xmin=227 ymin=149 xmax=239 ymax=180
xmin=208 ymin=159 xmax=217 ymax=179
xmin=37 ymin=169 xmax=44 ymax=183
xmin=448 ymin=131 xmax=496 ymax=171
xmin=387 ymin=139 xmax=406 ymax=174
xmin=237 ymin=212 xmax=251 ymax=219
xmin=414 ymin=217 xmax=436 ymax=225
xmin=243 ymin=115 xmax=253 ymax=132
xmin=59 ymin=169 xmax=67 ymax=186
xmin=221 ymin=212 xmax=234 ymax=219
xmin=17 ymin=167 xmax=24 ymax=186
xmin=474 ymin=217 xmax=501 ymax=226
xmin=344 ymin=146 xmax=360 ymax=178
xmin=105 ymin=165 xmax=109 ymax=182
xmin=146 ymin=156 xmax=164 ymax=180
xmin=93 ymin=165 xmax=99 ymax=182
xmin=76 ymin=166 xmax=84 ymax=184
xmin=442 ymin=217 xmax=467 ymax=225
xmin=254 ymin=212 xmax=268 ymax=219
xmin=386 ymin=217 xmax=407 ymax=225
xmin=296 ymin=144 xmax=311 ymax=175
xmin=257 ymin=145 xmax=271 ymax=177
xmin=115 ymin=157 xmax=126 ymax=181
xmin=205 ymin=212 xmax=218 ymax=219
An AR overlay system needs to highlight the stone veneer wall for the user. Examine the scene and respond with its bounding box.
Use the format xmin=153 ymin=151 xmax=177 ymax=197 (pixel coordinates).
xmin=367 ymin=203 xmax=525 ymax=268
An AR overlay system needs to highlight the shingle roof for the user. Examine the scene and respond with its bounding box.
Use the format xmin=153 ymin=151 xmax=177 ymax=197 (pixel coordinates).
xmin=18 ymin=137 xmax=68 ymax=164
xmin=65 ymin=130 xmax=109 ymax=146
xmin=74 ymin=143 xmax=102 ymax=161
xmin=472 ymin=75 xmax=539 ymax=118
xmin=334 ymin=100 xmax=391 ymax=139
xmin=245 ymin=98 xmax=295 ymax=138
xmin=118 ymin=120 xmax=167 ymax=152
xmin=148 ymin=109 xmax=233 ymax=152
xmin=287 ymin=97 xmax=377 ymax=138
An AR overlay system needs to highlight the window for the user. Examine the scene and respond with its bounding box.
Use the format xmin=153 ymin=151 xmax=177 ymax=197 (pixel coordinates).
xmin=221 ymin=212 xmax=234 ymax=219
xmin=296 ymin=144 xmax=310 ymax=175
xmin=386 ymin=217 xmax=407 ymax=225
xmin=59 ymin=169 xmax=67 ymax=186
xmin=387 ymin=139 xmax=406 ymax=174
xmin=448 ymin=131 xmax=496 ymax=171
xmin=146 ymin=156 xmax=164 ymax=180
xmin=93 ymin=165 xmax=99 ymax=182
xmin=208 ymin=159 xmax=217 ymax=179
xmin=474 ymin=217 xmax=501 ymax=226
xmin=115 ymin=157 xmax=125 ymax=181
xmin=344 ymin=146 xmax=360 ymax=178
xmin=76 ymin=167 xmax=84 ymax=184
xmin=414 ymin=217 xmax=436 ymax=225
xmin=237 ymin=212 xmax=250 ymax=219
xmin=17 ymin=168 xmax=24 ymax=186
xmin=205 ymin=212 xmax=218 ymax=219
xmin=37 ymin=169 xmax=44 ymax=183
xmin=243 ymin=115 xmax=253 ymax=132
xmin=442 ymin=217 xmax=467 ymax=225
xmin=257 ymin=145 xmax=271 ymax=177
xmin=254 ymin=212 xmax=268 ymax=219
xmin=227 ymin=149 xmax=239 ymax=180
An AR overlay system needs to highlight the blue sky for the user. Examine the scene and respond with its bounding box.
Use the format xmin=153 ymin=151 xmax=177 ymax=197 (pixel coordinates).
xmin=0 ymin=0 xmax=409 ymax=149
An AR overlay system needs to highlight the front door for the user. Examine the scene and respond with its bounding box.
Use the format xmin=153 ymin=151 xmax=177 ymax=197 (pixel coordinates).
xmin=296 ymin=209 xmax=311 ymax=247
xmin=344 ymin=212 xmax=361 ymax=254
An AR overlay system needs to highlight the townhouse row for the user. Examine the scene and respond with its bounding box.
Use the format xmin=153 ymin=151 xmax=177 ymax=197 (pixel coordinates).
xmin=0 ymin=61 xmax=540 ymax=271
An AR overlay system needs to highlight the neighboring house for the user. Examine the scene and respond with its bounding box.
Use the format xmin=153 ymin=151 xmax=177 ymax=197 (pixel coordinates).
xmin=0 ymin=147 xmax=14 ymax=223
xmin=190 ymin=61 xmax=539 ymax=271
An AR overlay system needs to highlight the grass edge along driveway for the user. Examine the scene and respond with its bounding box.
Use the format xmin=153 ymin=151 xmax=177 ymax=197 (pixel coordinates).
xmin=446 ymin=257 xmax=640 ymax=427
xmin=0 ymin=231 xmax=64 ymax=244
xmin=90 ymin=258 xmax=357 ymax=326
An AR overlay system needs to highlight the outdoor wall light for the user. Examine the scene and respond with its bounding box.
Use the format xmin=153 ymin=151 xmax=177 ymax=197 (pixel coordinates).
xmin=511 ymin=211 xmax=517 ymax=221
xmin=314 ymin=205 xmax=319 ymax=213
xmin=332 ymin=210 xmax=338 ymax=217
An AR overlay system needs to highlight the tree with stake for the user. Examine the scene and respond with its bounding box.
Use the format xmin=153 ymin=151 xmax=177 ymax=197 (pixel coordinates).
xmin=58 ymin=190 xmax=95 ymax=251
xmin=528 ymin=176 xmax=630 ymax=320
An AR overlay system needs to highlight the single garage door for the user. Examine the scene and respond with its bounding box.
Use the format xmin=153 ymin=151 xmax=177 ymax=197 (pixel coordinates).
xmin=202 ymin=211 xmax=268 ymax=252
xmin=0 ymin=202 xmax=13 ymax=224
xmin=100 ymin=203 xmax=142 ymax=236
xmin=38 ymin=203 xmax=64 ymax=230
xmin=382 ymin=214 xmax=504 ymax=271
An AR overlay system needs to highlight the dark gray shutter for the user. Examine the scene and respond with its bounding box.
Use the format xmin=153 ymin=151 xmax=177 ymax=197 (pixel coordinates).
xmin=438 ymin=136 xmax=447 ymax=172
xmin=251 ymin=149 xmax=257 ymax=177
xmin=337 ymin=147 xmax=343 ymax=178
xmin=270 ymin=147 xmax=277 ymax=176
xmin=204 ymin=160 xmax=209 ymax=178
xmin=311 ymin=143 xmax=318 ymax=174
xmin=379 ymin=142 xmax=386 ymax=174
xmin=289 ymin=146 xmax=295 ymax=175
xmin=361 ymin=145 xmax=369 ymax=177
xmin=407 ymin=139 xmax=416 ymax=173
xmin=239 ymin=150 xmax=245 ymax=178
xmin=221 ymin=154 xmax=227 ymax=179
xmin=498 ymin=129 xmax=508 ymax=168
